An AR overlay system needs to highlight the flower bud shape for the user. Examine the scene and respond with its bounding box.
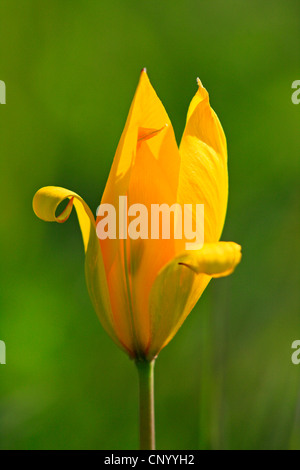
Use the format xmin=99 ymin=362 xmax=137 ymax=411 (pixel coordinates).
xmin=33 ymin=70 xmax=241 ymax=360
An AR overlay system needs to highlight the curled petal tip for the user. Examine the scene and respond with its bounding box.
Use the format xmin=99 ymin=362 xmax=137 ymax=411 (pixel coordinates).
xmin=141 ymin=67 xmax=147 ymax=74
xmin=177 ymin=242 xmax=242 ymax=277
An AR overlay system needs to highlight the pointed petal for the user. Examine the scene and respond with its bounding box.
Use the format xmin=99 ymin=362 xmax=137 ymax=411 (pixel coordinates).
xmin=102 ymin=69 xmax=179 ymax=209
xmin=147 ymin=242 xmax=241 ymax=359
xmin=32 ymin=186 xmax=131 ymax=355
xmin=178 ymin=80 xmax=228 ymax=243
xmin=100 ymin=70 xmax=180 ymax=271
xmin=97 ymin=71 xmax=181 ymax=356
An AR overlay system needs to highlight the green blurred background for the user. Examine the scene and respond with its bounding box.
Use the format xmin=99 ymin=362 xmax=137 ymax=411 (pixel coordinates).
xmin=0 ymin=0 xmax=299 ymax=450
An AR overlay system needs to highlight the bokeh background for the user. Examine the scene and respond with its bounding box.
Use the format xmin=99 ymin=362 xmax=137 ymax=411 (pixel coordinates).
xmin=0 ymin=0 xmax=299 ymax=450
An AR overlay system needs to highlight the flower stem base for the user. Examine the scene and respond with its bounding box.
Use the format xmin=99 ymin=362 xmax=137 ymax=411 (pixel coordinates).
xmin=135 ymin=359 xmax=156 ymax=450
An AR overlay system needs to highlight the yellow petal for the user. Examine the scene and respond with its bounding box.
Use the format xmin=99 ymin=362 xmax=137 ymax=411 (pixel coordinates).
xmin=126 ymin=138 xmax=181 ymax=351
xmin=32 ymin=186 xmax=131 ymax=355
xmin=178 ymin=79 xmax=228 ymax=244
xmin=101 ymin=69 xmax=180 ymax=209
xmin=147 ymin=242 xmax=241 ymax=359
xmin=97 ymin=70 xmax=181 ymax=357
xmin=177 ymin=242 xmax=242 ymax=277
xmin=100 ymin=70 xmax=180 ymax=271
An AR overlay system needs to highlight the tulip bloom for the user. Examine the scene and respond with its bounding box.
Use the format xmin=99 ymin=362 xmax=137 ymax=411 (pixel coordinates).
xmin=33 ymin=70 xmax=241 ymax=449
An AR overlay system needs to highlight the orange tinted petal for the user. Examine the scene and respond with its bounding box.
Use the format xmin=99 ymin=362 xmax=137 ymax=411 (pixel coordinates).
xmin=97 ymin=71 xmax=180 ymax=356
xmin=126 ymin=137 xmax=181 ymax=351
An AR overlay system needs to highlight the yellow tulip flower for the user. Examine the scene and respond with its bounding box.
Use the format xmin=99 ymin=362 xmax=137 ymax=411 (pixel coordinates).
xmin=33 ymin=69 xmax=241 ymax=449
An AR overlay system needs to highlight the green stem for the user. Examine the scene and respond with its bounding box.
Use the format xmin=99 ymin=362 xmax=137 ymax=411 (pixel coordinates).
xmin=135 ymin=359 xmax=156 ymax=450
